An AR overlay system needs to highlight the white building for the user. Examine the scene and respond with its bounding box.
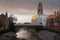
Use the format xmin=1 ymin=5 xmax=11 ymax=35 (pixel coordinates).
xmin=31 ymin=2 xmax=47 ymax=26
xmin=38 ymin=14 xmax=47 ymax=26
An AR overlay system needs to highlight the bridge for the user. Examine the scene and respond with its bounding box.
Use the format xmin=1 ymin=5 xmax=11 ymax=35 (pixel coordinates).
xmin=14 ymin=24 xmax=44 ymax=28
xmin=14 ymin=24 xmax=44 ymax=32
xmin=14 ymin=24 xmax=60 ymax=33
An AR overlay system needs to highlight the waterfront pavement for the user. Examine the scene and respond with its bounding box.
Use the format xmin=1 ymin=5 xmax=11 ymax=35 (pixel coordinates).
xmin=37 ymin=30 xmax=59 ymax=40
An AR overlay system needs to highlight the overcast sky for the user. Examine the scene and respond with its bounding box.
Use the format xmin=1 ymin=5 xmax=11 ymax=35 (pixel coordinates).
xmin=0 ymin=0 xmax=59 ymax=23
xmin=0 ymin=0 xmax=59 ymax=15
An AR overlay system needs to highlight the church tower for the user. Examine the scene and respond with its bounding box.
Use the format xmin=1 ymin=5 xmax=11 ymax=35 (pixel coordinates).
xmin=37 ymin=2 xmax=43 ymax=15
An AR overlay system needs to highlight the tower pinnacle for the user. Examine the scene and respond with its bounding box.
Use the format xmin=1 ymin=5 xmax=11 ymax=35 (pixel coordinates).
xmin=37 ymin=2 xmax=43 ymax=15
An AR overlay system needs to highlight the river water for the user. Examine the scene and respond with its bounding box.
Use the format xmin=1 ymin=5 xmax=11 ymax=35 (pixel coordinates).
xmin=0 ymin=28 xmax=60 ymax=40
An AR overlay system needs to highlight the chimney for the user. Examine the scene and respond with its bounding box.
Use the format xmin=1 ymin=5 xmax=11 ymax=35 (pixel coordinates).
xmin=59 ymin=8 xmax=60 ymax=13
xmin=6 ymin=11 xmax=8 ymax=17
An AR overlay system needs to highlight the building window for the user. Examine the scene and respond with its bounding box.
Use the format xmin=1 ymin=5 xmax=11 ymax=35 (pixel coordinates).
xmin=40 ymin=22 xmax=42 ymax=24
xmin=40 ymin=18 xmax=42 ymax=21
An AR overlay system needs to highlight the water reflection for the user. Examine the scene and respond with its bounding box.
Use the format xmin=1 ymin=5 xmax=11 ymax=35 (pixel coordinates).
xmin=16 ymin=27 xmax=41 ymax=40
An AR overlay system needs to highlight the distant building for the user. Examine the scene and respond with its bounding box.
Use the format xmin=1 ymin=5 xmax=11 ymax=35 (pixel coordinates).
xmin=24 ymin=22 xmax=30 ymax=24
xmin=31 ymin=2 xmax=47 ymax=26
xmin=8 ymin=15 xmax=17 ymax=24
xmin=0 ymin=12 xmax=9 ymax=30
xmin=8 ymin=15 xmax=14 ymax=23
xmin=47 ymin=11 xmax=60 ymax=30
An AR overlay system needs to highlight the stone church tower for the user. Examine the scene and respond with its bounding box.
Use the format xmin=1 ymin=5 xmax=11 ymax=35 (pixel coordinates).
xmin=37 ymin=2 xmax=43 ymax=15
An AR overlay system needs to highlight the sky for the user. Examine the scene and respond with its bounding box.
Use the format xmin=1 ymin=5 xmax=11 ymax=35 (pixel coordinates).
xmin=0 ymin=0 xmax=60 ymax=23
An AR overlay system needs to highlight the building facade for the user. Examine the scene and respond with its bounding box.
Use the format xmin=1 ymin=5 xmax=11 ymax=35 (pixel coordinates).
xmin=31 ymin=2 xmax=47 ymax=26
xmin=0 ymin=12 xmax=9 ymax=30
xmin=47 ymin=11 xmax=60 ymax=30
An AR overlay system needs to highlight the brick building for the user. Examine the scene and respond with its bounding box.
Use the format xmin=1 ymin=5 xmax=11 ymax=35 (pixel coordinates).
xmin=0 ymin=12 xmax=9 ymax=30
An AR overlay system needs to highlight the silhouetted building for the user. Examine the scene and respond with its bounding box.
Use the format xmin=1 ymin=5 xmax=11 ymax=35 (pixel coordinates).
xmin=8 ymin=15 xmax=14 ymax=22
